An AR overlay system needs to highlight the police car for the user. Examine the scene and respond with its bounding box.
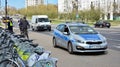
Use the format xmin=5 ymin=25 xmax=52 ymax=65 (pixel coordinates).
xmin=53 ymin=22 xmax=107 ymax=54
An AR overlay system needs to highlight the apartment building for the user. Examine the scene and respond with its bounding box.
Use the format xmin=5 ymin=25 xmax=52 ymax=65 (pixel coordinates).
xmin=58 ymin=0 xmax=120 ymax=20
xmin=58 ymin=0 xmax=73 ymax=13
xmin=88 ymin=0 xmax=120 ymax=20
xmin=25 ymin=0 xmax=44 ymax=7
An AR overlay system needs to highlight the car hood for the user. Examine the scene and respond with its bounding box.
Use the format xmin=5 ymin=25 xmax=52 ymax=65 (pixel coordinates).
xmin=73 ymin=34 xmax=102 ymax=41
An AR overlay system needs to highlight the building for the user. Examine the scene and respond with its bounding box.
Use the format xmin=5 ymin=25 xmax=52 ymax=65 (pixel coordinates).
xmin=25 ymin=0 xmax=44 ymax=7
xmin=58 ymin=0 xmax=73 ymax=13
xmin=88 ymin=0 xmax=120 ymax=20
xmin=58 ymin=0 xmax=120 ymax=20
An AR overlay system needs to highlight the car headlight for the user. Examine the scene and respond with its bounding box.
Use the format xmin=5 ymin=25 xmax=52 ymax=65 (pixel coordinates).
xmin=75 ymin=39 xmax=84 ymax=44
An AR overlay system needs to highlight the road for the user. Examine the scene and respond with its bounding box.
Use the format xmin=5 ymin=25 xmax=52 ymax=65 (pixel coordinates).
xmin=96 ymin=28 xmax=120 ymax=51
xmin=13 ymin=23 xmax=120 ymax=67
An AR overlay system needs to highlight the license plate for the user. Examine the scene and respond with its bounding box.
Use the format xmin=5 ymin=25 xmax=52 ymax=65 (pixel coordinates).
xmin=89 ymin=45 xmax=101 ymax=48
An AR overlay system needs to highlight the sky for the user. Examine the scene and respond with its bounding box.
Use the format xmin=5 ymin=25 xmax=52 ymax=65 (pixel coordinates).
xmin=1 ymin=0 xmax=58 ymax=9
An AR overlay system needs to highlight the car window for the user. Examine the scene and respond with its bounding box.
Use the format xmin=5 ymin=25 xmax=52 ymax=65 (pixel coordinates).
xmin=56 ymin=24 xmax=66 ymax=32
xmin=104 ymin=21 xmax=109 ymax=23
xmin=69 ymin=26 xmax=98 ymax=34
xmin=97 ymin=21 xmax=102 ymax=24
xmin=56 ymin=25 xmax=60 ymax=30
xmin=38 ymin=18 xmax=49 ymax=22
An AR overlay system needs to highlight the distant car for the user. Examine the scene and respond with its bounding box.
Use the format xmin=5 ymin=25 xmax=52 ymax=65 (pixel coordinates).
xmin=53 ymin=22 xmax=107 ymax=54
xmin=94 ymin=20 xmax=111 ymax=28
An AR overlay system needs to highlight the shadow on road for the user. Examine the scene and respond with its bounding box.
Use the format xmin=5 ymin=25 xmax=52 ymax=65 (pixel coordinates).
xmin=73 ymin=51 xmax=108 ymax=56
xmin=55 ymin=46 xmax=108 ymax=56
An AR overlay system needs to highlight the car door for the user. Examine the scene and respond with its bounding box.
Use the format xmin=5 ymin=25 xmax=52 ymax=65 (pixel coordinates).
xmin=60 ymin=25 xmax=70 ymax=48
xmin=54 ymin=24 xmax=65 ymax=47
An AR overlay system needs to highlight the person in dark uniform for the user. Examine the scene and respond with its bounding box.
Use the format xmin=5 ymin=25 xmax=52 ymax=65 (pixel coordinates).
xmin=19 ymin=16 xmax=30 ymax=39
xmin=18 ymin=18 xmax=23 ymax=34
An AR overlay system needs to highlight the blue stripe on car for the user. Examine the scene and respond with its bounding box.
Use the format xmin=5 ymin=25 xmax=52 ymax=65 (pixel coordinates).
xmin=54 ymin=31 xmax=69 ymax=41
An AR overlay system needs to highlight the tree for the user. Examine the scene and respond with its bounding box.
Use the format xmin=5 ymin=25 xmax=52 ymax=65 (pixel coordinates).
xmin=7 ymin=6 xmax=17 ymax=15
xmin=18 ymin=4 xmax=58 ymax=19
xmin=113 ymin=0 xmax=118 ymax=13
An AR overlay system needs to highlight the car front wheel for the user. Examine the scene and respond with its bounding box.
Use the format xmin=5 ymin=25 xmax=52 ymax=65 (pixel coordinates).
xmin=68 ymin=42 xmax=73 ymax=54
xmin=53 ymin=38 xmax=58 ymax=48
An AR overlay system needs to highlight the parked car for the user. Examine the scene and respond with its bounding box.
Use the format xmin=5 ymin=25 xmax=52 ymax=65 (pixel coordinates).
xmin=53 ymin=22 xmax=107 ymax=54
xmin=94 ymin=20 xmax=111 ymax=28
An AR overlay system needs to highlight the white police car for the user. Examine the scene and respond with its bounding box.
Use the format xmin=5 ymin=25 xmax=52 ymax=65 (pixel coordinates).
xmin=53 ymin=22 xmax=107 ymax=54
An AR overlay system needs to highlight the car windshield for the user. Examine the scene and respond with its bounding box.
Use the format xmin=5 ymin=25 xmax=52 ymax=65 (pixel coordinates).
xmin=69 ymin=26 xmax=98 ymax=34
xmin=38 ymin=18 xmax=49 ymax=22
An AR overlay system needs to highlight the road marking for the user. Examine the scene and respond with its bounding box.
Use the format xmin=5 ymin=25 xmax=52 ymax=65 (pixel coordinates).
xmin=103 ymin=32 xmax=120 ymax=35
xmin=107 ymin=38 xmax=120 ymax=41
xmin=114 ymin=45 xmax=120 ymax=48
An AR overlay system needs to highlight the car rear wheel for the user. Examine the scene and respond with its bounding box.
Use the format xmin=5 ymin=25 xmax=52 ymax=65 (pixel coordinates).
xmin=32 ymin=28 xmax=35 ymax=31
xmin=107 ymin=26 xmax=110 ymax=28
xmin=31 ymin=26 xmax=35 ymax=31
xmin=48 ymin=28 xmax=51 ymax=31
xmin=68 ymin=42 xmax=73 ymax=54
xmin=53 ymin=38 xmax=58 ymax=48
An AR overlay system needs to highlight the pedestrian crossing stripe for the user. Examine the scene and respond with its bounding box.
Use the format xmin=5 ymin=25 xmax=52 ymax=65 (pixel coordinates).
xmin=114 ymin=45 xmax=120 ymax=48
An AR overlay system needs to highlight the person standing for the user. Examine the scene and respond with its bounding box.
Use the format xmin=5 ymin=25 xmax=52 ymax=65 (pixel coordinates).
xmin=19 ymin=16 xmax=30 ymax=39
xmin=18 ymin=18 xmax=23 ymax=34
xmin=7 ymin=18 xmax=13 ymax=33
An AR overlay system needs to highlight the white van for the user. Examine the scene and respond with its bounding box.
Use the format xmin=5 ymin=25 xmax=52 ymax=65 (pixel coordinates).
xmin=31 ymin=15 xmax=51 ymax=31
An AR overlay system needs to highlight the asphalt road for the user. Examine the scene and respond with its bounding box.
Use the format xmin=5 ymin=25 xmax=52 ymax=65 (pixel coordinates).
xmin=96 ymin=28 xmax=120 ymax=51
xmin=13 ymin=22 xmax=120 ymax=67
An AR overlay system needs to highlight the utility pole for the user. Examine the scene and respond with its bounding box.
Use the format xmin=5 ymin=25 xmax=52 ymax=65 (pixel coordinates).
xmin=5 ymin=0 xmax=7 ymax=17
xmin=0 ymin=0 xmax=2 ymax=14
xmin=0 ymin=0 xmax=1 ymax=13
xmin=64 ymin=0 xmax=68 ymax=21
xmin=75 ymin=0 xmax=79 ymax=20
xmin=5 ymin=0 xmax=8 ymax=28
xmin=0 ymin=0 xmax=1 ymax=9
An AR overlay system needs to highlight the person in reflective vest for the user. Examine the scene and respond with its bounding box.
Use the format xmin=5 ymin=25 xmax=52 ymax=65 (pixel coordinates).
xmin=8 ymin=18 xmax=13 ymax=33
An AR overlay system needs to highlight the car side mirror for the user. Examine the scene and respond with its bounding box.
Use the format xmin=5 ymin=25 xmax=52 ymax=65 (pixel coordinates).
xmin=50 ymin=20 xmax=52 ymax=23
xmin=63 ymin=32 xmax=69 ymax=35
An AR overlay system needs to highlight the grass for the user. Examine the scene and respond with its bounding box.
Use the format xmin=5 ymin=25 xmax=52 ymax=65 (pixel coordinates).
xmin=51 ymin=20 xmax=95 ymax=26
xmin=109 ymin=20 xmax=120 ymax=26
xmin=51 ymin=20 xmax=120 ymax=27
xmin=51 ymin=20 xmax=62 ymax=24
